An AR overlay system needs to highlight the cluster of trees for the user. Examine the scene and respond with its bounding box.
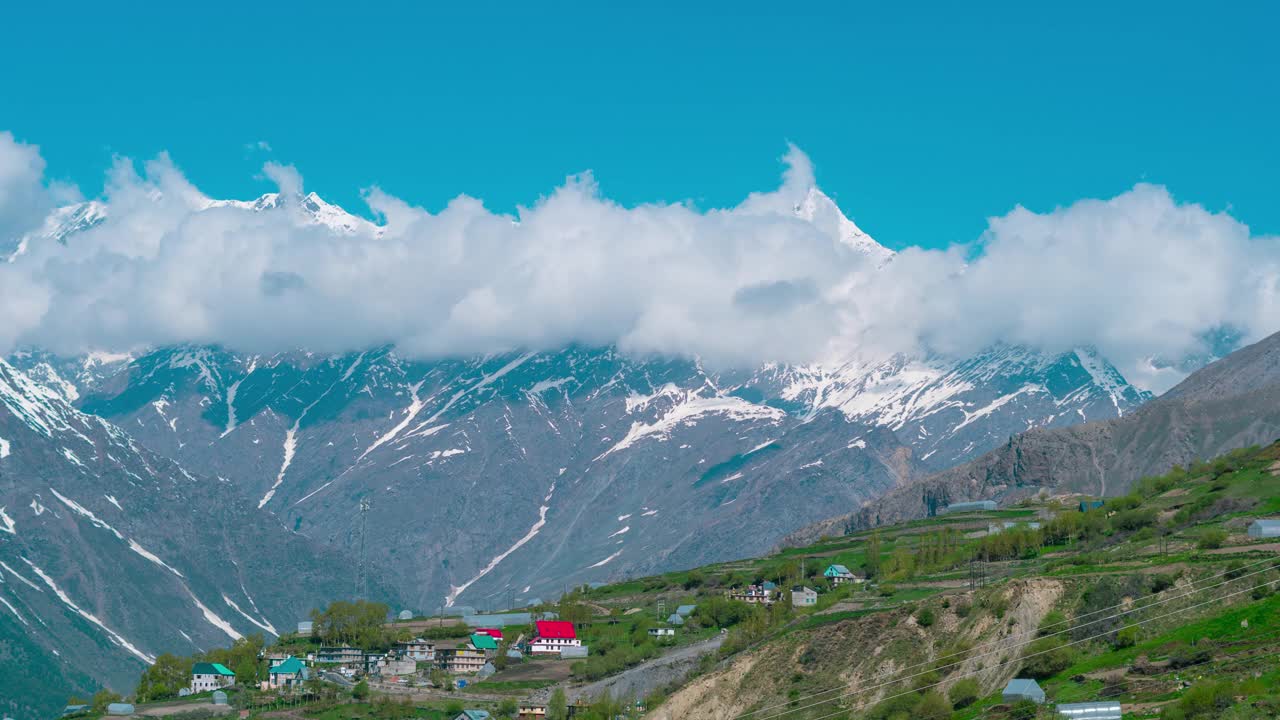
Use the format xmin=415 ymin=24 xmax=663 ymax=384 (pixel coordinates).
xmin=134 ymin=634 xmax=268 ymax=702
xmin=882 ymin=529 xmax=965 ymax=580
xmin=310 ymin=600 xmax=393 ymax=650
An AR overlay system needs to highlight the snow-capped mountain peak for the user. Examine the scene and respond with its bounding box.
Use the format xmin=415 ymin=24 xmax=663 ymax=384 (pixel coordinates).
xmin=10 ymin=191 xmax=380 ymax=260
xmin=794 ymin=187 xmax=894 ymax=266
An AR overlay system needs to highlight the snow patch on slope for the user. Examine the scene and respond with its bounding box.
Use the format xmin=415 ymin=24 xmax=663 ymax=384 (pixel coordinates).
xmin=445 ymin=479 xmax=554 ymax=607
xmin=21 ymin=557 xmax=155 ymax=663
xmin=599 ymin=391 xmax=786 ymax=459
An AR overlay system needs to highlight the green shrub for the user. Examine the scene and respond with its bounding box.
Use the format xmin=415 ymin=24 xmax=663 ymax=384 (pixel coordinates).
xmin=1150 ymin=571 xmax=1181 ymax=593
xmin=1178 ymin=680 xmax=1235 ymax=718
xmin=948 ymin=678 xmax=981 ymax=708
xmin=1038 ymin=610 xmax=1066 ymax=636
xmin=1009 ymin=699 xmax=1039 ymax=720
xmin=1198 ymin=528 xmax=1227 ymax=550
xmin=915 ymin=607 xmax=936 ymax=628
xmin=1020 ymin=635 xmax=1075 ymax=679
xmin=1113 ymin=625 xmax=1140 ymax=649
xmin=913 ymin=690 xmax=951 ymax=720
xmin=1169 ymin=640 xmax=1214 ymax=668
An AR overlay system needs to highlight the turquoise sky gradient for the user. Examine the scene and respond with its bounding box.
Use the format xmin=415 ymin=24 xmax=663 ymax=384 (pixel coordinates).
xmin=1 ymin=0 xmax=1275 ymax=250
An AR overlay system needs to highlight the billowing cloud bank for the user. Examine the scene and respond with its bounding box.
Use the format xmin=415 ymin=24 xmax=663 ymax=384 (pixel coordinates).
xmin=1 ymin=131 xmax=1277 ymax=393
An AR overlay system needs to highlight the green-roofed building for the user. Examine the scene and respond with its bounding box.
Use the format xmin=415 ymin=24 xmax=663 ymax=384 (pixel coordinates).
xmin=470 ymin=633 xmax=499 ymax=651
xmin=191 ymin=662 xmax=237 ymax=692
xmin=268 ymin=656 xmax=308 ymax=688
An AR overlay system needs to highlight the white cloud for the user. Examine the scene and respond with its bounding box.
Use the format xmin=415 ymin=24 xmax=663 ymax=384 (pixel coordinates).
xmin=0 ymin=132 xmax=1277 ymax=393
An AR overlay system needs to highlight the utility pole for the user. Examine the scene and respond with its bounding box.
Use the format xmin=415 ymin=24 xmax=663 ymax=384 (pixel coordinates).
xmin=356 ymin=497 xmax=372 ymax=600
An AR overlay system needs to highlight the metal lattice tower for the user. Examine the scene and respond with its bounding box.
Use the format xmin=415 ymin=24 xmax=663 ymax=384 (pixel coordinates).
xmin=356 ymin=497 xmax=372 ymax=599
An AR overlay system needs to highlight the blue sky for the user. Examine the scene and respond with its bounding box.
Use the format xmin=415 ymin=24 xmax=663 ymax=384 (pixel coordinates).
xmin=1 ymin=0 xmax=1275 ymax=250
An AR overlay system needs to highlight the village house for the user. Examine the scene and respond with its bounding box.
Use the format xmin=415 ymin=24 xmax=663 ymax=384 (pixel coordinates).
xmin=529 ymin=620 xmax=581 ymax=654
xmin=396 ymin=638 xmax=436 ymax=662
xmin=437 ymin=640 xmax=490 ymax=674
xmin=648 ymin=627 xmax=676 ymax=638
xmin=729 ymin=583 xmax=777 ymax=604
xmin=190 ymin=662 xmax=236 ymax=693
xmin=369 ymin=652 xmax=417 ymax=677
xmin=473 ymin=627 xmax=504 ymax=640
xmin=266 ymin=656 xmax=308 ymax=689
xmin=470 ymin=632 xmax=499 ymax=654
xmin=791 ymin=586 xmax=818 ymax=607
xmin=823 ymin=564 xmax=860 ymax=585
xmin=315 ymin=645 xmax=365 ymax=671
xmin=517 ymin=704 xmax=547 ymax=720
xmin=451 ymin=712 xmax=491 ymax=720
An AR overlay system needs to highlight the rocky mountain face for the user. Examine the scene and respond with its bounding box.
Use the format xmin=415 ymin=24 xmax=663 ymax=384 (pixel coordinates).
xmin=6 ymin=337 xmax=1148 ymax=620
xmin=0 ymin=359 xmax=373 ymax=719
xmin=797 ymin=329 xmax=1280 ymax=537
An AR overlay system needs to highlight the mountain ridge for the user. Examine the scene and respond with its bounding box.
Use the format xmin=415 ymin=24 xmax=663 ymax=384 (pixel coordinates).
xmin=782 ymin=328 xmax=1280 ymax=542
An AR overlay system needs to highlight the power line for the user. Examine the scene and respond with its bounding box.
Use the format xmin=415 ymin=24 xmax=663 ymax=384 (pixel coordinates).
xmin=356 ymin=496 xmax=372 ymax=599
xmin=736 ymin=554 xmax=1280 ymax=720
xmin=757 ymin=576 xmax=1280 ymax=720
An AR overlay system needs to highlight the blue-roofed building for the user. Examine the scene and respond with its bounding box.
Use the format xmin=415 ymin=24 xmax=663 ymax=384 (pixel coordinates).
xmin=1079 ymin=500 xmax=1106 ymax=513
xmin=1003 ymin=678 xmax=1046 ymax=704
xmin=676 ymin=604 xmax=696 ymax=617
xmin=1055 ymin=701 xmax=1122 ymax=719
xmin=452 ymin=711 xmax=491 ymax=720
xmin=824 ymin=564 xmax=859 ymax=585
xmin=1248 ymin=519 xmax=1280 ymax=539
xmin=667 ymin=613 xmax=685 ymax=625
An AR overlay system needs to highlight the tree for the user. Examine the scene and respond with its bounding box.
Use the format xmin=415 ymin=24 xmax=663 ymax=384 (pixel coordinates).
xmin=864 ymin=531 xmax=883 ymax=578
xmin=91 ymin=689 xmax=123 ymax=714
xmin=311 ymin=600 xmax=392 ymax=649
xmin=547 ymin=688 xmax=568 ymax=720
xmin=498 ymin=698 xmax=519 ymax=718
xmin=352 ymin=679 xmax=370 ymax=700
xmin=135 ymin=653 xmax=192 ymax=702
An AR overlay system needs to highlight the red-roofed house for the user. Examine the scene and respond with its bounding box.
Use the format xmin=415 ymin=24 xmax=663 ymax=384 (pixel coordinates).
xmin=474 ymin=628 xmax=504 ymax=640
xmin=529 ymin=620 xmax=580 ymax=655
